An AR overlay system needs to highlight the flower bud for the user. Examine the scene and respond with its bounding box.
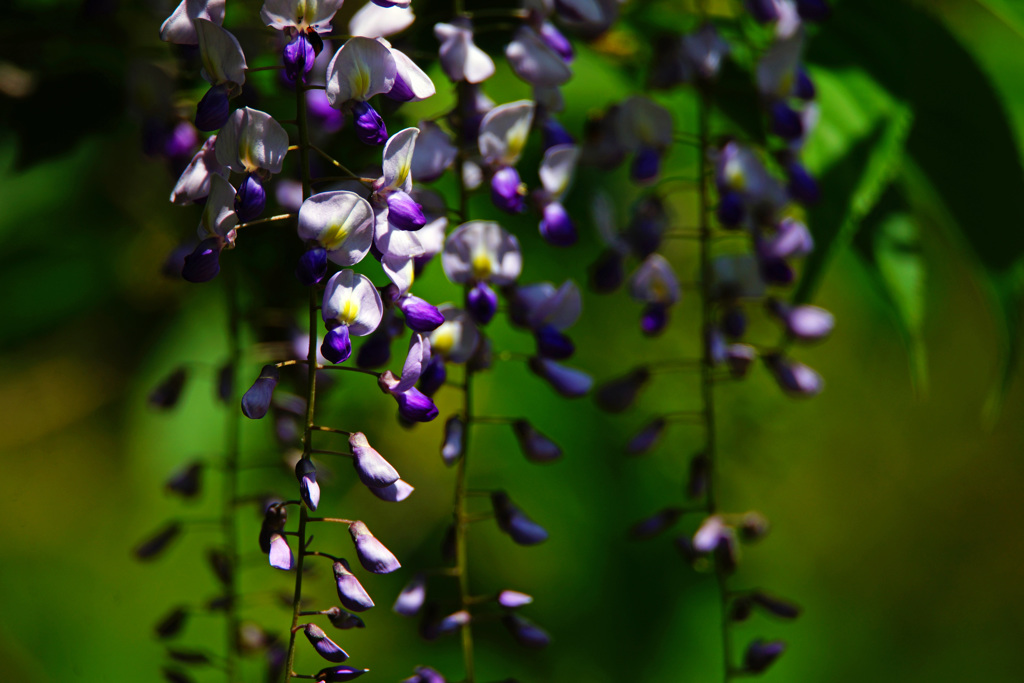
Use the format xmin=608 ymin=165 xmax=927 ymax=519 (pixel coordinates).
xmin=297 ymin=248 xmax=329 ymax=286
xmin=766 ymin=300 xmax=834 ymax=342
xmin=595 ymin=368 xmax=650 ymax=413
xmin=717 ymin=190 xmax=745 ymax=228
xmin=786 ymin=162 xmax=820 ymax=204
xmin=629 ymin=506 xmax=684 ymax=540
xmin=322 ymin=326 xmax=353 ymax=364
xmin=242 ymin=365 xmax=280 ymax=419
xmin=367 ymin=479 xmax=415 ymax=502
xmin=721 ymin=306 xmax=747 ymax=339
xmin=511 ymin=420 xmax=562 ymax=463
xmin=497 ymin=590 xmax=533 ymax=609
xmin=316 ymin=665 xmax=369 ymax=681
xmin=269 ymin=533 xmax=294 ymax=570
xmin=135 ymin=521 xmax=182 ymax=560
xmin=435 ymin=609 xmax=471 ymax=636
xmin=325 ymin=606 xmax=366 ymax=629
xmin=402 ymin=666 xmax=445 ymax=683
xmin=398 ymin=296 xmax=445 ymax=332
xmin=752 ymin=592 xmax=801 ymax=619
xmin=441 ymin=416 xmax=465 ymax=467
xmin=284 ymin=33 xmax=316 ymax=84
xmin=349 ymin=520 xmax=401 ymax=574
xmin=356 ymin=327 xmax=392 ymax=368
xmin=769 ymin=101 xmax=804 ymax=140
xmin=234 ymin=174 xmax=265 ymax=223
xmin=502 ymin=613 xmax=550 ymax=649
xmin=726 ymin=344 xmax=757 ymax=378
xmin=295 ymin=458 xmax=320 ymax=511
xmin=492 ymin=491 xmax=549 ymax=546
xmin=763 ymin=353 xmax=824 ymax=397
xmin=349 ymin=432 xmax=400 ymax=488
xmin=352 ymin=101 xmax=387 ymax=146
xmin=466 ymin=281 xmax=498 ymax=325
xmin=182 ymin=237 xmax=222 ymax=282
xmin=490 ymin=166 xmax=527 ymax=214
xmin=626 ymin=418 xmax=666 ymax=456
xmin=302 ymin=623 xmax=349 ymax=662
xmin=259 ymin=503 xmax=288 ymax=553
xmin=386 ymin=190 xmax=427 ymax=231
xmin=393 ymin=573 xmax=427 ymax=616
xmin=166 ymin=461 xmax=202 ymax=498
xmin=528 ymin=357 xmax=593 ymax=398
xmin=641 ymin=303 xmax=670 ymax=336
xmin=539 ymin=202 xmax=577 ymax=246
xmin=150 ymin=367 xmax=188 ymax=409
xmin=195 ymin=84 xmax=230 ymax=132
xmin=333 ymin=559 xmax=375 ymax=612
xmin=393 ymin=387 xmax=440 ymax=422
xmin=630 ymin=146 xmax=662 ymax=184
xmin=744 ymin=639 xmax=785 ymax=673
xmin=155 ymin=606 xmax=189 ymax=639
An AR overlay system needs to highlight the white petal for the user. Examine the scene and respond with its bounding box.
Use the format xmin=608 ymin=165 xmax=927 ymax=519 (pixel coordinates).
xmin=297 ymin=191 xmax=375 ymax=265
xmin=538 ymin=144 xmax=579 ymax=198
xmin=479 ymin=100 xmax=535 ymax=166
xmin=322 ymin=270 xmax=384 ymax=336
xmin=198 ymin=174 xmax=238 ymax=242
xmin=616 ymin=96 xmax=673 ymax=150
xmin=529 ymin=280 xmax=581 ymax=331
xmin=195 ymin=18 xmax=247 ymax=87
xmin=442 ymin=221 xmax=522 ymax=285
xmin=756 ymin=30 xmax=804 ymax=98
xmin=630 ymin=254 xmax=680 ymax=305
xmin=434 ymin=21 xmax=494 ymax=84
xmin=171 ymin=136 xmax=226 ymax=205
xmin=215 ymin=107 xmax=290 ymax=174
xmin=349 ymin=2 xmax=415 ymax=38
xmin=505 ymin=26 xmax=572 ymax=88
xmin=388 ymin=46 xmax=436 ymax=101
xmin=411 ymin=121 xmax=457 ymax=183
xmin=382 ymin=127 xmax=419 ymax=192
xmin=160 ymin=0 xmax=225 ymax=45
xmin=326 ymin=37 xmax=397 ymax=105
xmin=382 ymin=252 xmax=415 ymax=294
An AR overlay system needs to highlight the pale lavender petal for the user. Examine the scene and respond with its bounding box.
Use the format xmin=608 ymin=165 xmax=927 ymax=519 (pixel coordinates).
xmin=479 ymin=100 xmax=535 ymax=166
xmin=326 ymin=37 xmax=397 ymax=105
xmin=297 ymin=191 xmax=375 ymax=266
xmin=382 ymin=127 xmax=419 ymax=192
xmin=435 ymin=20 xmax=495 ymax=83
xmin=411 ymin=121 xmax=457 ymax=183
xmin=441 ymin=415 xmax=464 ymax=466
xmin=171 ymin=136 xmax=225 ymax=205
xmin=497 ymin=590 xmax=533 ymax=609
xmin=429 ymin=306 xmax=480 ymax=363
xmin=528 ymin=358 xmax=592 ymax=398
xmin=441 ymin=221 xmax=522 ymax=285
xmin=393 ymin=573 xmax=427 ymax=616
xmin=302 ymin=623 xmax=349 ymax=662
xmin=630 ymin=253 xmax=680 ymax=305
xmin=322 ymin=270 xmax=384 ymax=336
xmin=349 ymin=432 xmax=401 ymax=488
xmin=349 ymin=520 xmax=401 ymax=574
xmin=215 ymin=107 xmax=289 ymax=174
xmin=349 ymin=2 xmax=414 ymax=38
xmin=269 ymin=533 xmax=294 ymax=570
xmin=538 ymin=144 xmax=579 ymax=199
xmin=160 ymin=0 xmax=225 ymax=44
xmin=368 ymin=479 xmax=414 ymax=502
xmin=195 ymin=19 xmax=247 ymax=87
xmin=333 ymin=559 xmax=375 ymax=612
xmin=505 ymin=26 xmax=572 ymax=87
xmin=387 ymin=45 xmax=436 ymax=101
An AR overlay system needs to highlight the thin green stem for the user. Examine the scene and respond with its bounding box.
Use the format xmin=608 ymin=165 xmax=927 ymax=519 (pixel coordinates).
xmin=282 ymin=78 xmax=318 ymax=683
xmin=221 ymin=265 xmax=242 ymax=683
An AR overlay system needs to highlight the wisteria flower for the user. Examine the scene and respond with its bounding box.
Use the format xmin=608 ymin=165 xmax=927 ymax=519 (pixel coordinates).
xmin=170 ymin=136 xmax=226 ymax=205
xmin=379 ymin=39 xmax=435 ymax=102
xmin=350 ymin=1 xmax=415 ymax=39
xmin=182 ymin=173 xmax=238 ymax=282
xmin=321 ymin=270 xmax=385 ymax=363
xmin=442 ymin=221 xmax=522 ymax=323
xmin=534 ymin=143 xmax=579 ymax=245
xmin=434 ymin=19 xmax=495 ymax=84
xmin=616 ymin=96 xmax=673 ymax=184
xmin=372 ymin=127 xmax=428 ymax=292
xmin=260 ymin=0 xmax=343 ymax=81
xmin=429 ymin=306 xmax=480 ymax=363
xmin=194 ymin=19 xmax=247 ymax=131
xmin=479 ymin=100 xmax=535 ymax=213
xmin=296 ymin=191 xmax=375 ymax=285
xmin=378 ymin=334 xmax=439 ymax=421
xmin=505 ymin=25 xmax=572 ymax=87
xmin=160 ymin=0 xmax=225 ymax=44
xmin=326 ymin=37 xmax=397 ymax=145
xmin=214 ymin=107 xmax=289 ymax=221
xmin=630 ymin=253 xmax=680 ymax=335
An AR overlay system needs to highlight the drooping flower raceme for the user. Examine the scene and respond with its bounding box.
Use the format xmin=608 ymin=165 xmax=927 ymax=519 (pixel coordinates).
xmin=321 ymin=270 xmax=385 ymax=363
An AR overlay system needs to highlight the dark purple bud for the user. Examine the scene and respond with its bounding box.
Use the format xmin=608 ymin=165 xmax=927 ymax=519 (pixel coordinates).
xmin=316 ymin=665 xmax=369 ymax=682
xmin=394 ymin=387 xmax=440 ymax=422
xmin=441 ymin=415 xmax=465 ymax=467
xmin=721 ymin=306 xmax=747 ymax=339
xmin=435 ymin=609 xmax=471 ymax=636
xmin=134 ymin=521 xmax=182 ymax=560
xmin=502 ymin=613 xmax=550 ymax=649
xmin=589 ymin=248 xmax=625 ymax=293
xmin=295 ymin=458 xmax=320 ymax=510
xmin=746 ymin=0 xmax=780 ymax=22
xmin=542 ymin=117 xmax=575 ymax=151
xmin=752 ymin=592 xmax=802 ymax=619
xmin=269 ymin=533 xmax=294 ymax=570
xmin=302 ymin=623 xmax=349 ymax=662
xmin=150 ymin=367 xmax=188 ymax=409
xmin=730 ymin=595 xmax=755 ymax=622
xmin=491 ymin=166 xmax=527 ymax=214
xmin=155 ymin=606 xmax=189 ymax=639
xmin=418 ymin=355 xmax=447 ymax=396
xmin=466 ymin=281 xmax=498 ymax=325
xmin=404 ymin=666 xmax=445 ymax=683
xmin=769 ymin=101 xmax=804 ymax=141
xmin=234 ymin=174 xmax=265 ymax=223
xmin=641 ymin=303 xmax=670 ymax=336
xmin=333 ymin=559 xmax=375 ymax=612
xmin=631 ymin=146 xmax=662 ymax=184
xmin=284 ymin=33 xmax=316 ymax=84
xmin=744 ymin=639 xmax=785 ymax=673
xmin=497 ymin=590 xmax=533 ymax=608
xmin=259 ymin=503 xmax=288 ymax=553
xmin=626 ymin=417 xmax=666 ymax=455
xmin=322 ymin=326 xmax=353 ymax=364
xmin=166 ymin=461 xmax=202 ymax=498
xmin=387 ymin=190 xmax=427 ymax=230
xmin=511 ymin=420 xmax=562 ymax=463
xmin=528 ymin=357 xmax=593 ymax=398
xmin=629 ymin=506 xmax=684 ymax=540
xmin=763 ymin=353 xmax=823 ymax=396
xmin=242 ymin=364 xmax=280 ymax=419
xmin=539 ymin=201 xmax=577 ymax=246
xmin=688 ymin=453 xmax=710 ymax=499
xmin=492 ymin=491 xmax=549 ymax=545
xmin=207 ymin=548 xmax=232 ymax=585
xmin=195 ymin=84 xmax=230 ymax=132
xmin=349 ymin=520 xmax=401 ymax=574
xmin=796 ymin=0 xmax=830 ymax=21
xmin=787 ymin=162 xmax=820 ymax=205
xmin=356 ymin=327 xmax=392 ymax=368
xmin=595 ymin=368 xmax=650 ymax=413
xmin=761 ymin=218 xmax=814 ymax=260
xmin=352 ymin=100 xmax=388 ymax=146
xmin=182 ymin=237 xmax=222 ymax=283
xmin=539 ymin=21 xmax=574 ymax=61
xmin=726 ymin=343 xmax=757 ymax=377
xmin=398 ymin=295 xmax=444 ymax=332
xmin=297 ymin=247 xmax=329 ymax=286
xmin=367 ymin=479 xmax=415 ymax=502
xmin=535 ymin=324 xmax=575 ymax=360
xmin=758 ymin=256 xmax=795 ymax=285
xmin=167 ymin=649 xmax=211 ymax=665
xmin=349 ymin=432 xmax=400 ymax=488
xmin=325 ymin=606 xmax=366 ymax=629
xmin=716 ymin=190 xmax=746 ymax=228
xmin=794 ymin=68 xmax=816 ymax=100
xmin=393 ymin=572 xmax=427 ymax=616
xmin=626 ymin=196 xmax=668 ymax=257
xmin=739 ymin=511 xmax=770 ymax=541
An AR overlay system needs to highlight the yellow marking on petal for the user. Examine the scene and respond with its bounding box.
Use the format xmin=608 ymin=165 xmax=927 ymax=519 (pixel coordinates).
xmin=778 ymin=72 xmax=794 ymax=98
xmin=471 ymin=251 xmax=493 ymax=280
xmin=339 ymin=297 xmax=360 ymax=325
xmin=395 ymin=160 xmax=411 ymax=188
xmin=350 ymin=60 xmax=371 ymax=99
xmin=431 ymin=324 xmax=455 ymax=356
xmin=506 ymin=119 xmax=530 ymax=161
xmin=724 ymin=161 xmax=746 ymax=191
xmin=321 ymin=220 xmax=349 ymax=251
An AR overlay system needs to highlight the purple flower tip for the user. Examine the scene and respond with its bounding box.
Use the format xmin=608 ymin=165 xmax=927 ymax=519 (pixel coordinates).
xmin=350 ymin=520 xmax=402 ymax=574
xmin=316 ymin=665 xmax=369 ymax=682
xmin=387 ymin=190 xmax=427 ymax=231
xmin=787 ymin=163 xmax=820 ymax=205
xmin=149 ymin=367 xmax=188 ymax=409
xmin=497 ymin=589 xmax=533 ymax=609
xmin=418 ymin=355 xmax=447 ymax=397
xmin=182 ymin=237 xmax=222 ymax=283
xmin=502 ymin=613 xmax=550 ymax=649
xmin=333 ymin=560 xmax=375 ymax=612
xmin=234 ymin=174 xmax=265 ymax=223
xmin=539 ymin=201 xmax=578 ymax=246
xmin=630 ymin=146 xmax=662 ymax=184
xmin=492 ymin=491 xmax=549 ymax=545
xmin=717 ymin=190 xmax=745 ymax=228
xmin=466 ymin=281 xmax=499 ymax=325
xmin=594 ymin=368 xmax=650 ymax=413
xmin=241 ymin=364 xmax=280 ymax=419
xmin=641 ymin=302 xmax=670 ymax=336
xmin=322 ymin=326 xmax=353 ymax=364
xmin=297 ymin=247 xmax=329 ymax=286
xmin=352 ymin=101 xmax=388 ymax=146
xmin=394 ymin=387 xmax=439 ymax=422
xmin=589 ymin=248 xmax=625 ymax=293
xmin=398 ymin=295 xmax=445 ymax=332
xmin=535 ymin=324 xmax=575 ymax=360
xmin=744 ymin=638 xmax=786 ymax=673
xmin=769 ymin=101 xmax=804 ymax=141
xmin=195 ymin=84 xmax=230 ymax=132
xmin=284 ymin=33 xmax=316 ymax=84
xmin=511 ymin=419 xmax=563 ymax=463
xmin=394 ymin=573 xmax=427 ymax=616
xmin=490 ymin=166 xmax=527 ymax=214
xmin=303 ymin=623 xmax=350 ymax=663
xmin=295 ymin=458 xmax=320 ymax=511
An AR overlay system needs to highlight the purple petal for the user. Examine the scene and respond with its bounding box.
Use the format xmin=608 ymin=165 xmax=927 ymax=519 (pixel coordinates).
xmin=626 ymin=418 xmax=667 ymax=456
xmin=325 ymin=606 xmax=366 ymax=629
xmin=386 ymin=190 xmax=427 ymax=231
xmin=528 ymin=357 xmax=592 ymax=398
xmin=511 ymin=420 xmax=562 ymax=463
xmin=332 ymin=559 xmax=375 ymax=612
xmin=349 ymin=432 xmax=401 ymax=488
xmin=466 ymin=281 xmax=498 ymax=325
xmin=295 ymin=458 xmax=320 ymax=510
xmin=492 ymin=491 xmax=549 ymax=545
xmin=367 ymin=479 xmax=415 ymax=502
xmin=269 ymin=533 xmax=294 ymax=570
xmin=398 ymin=295 xmax=444 ymax=332
xmin=195 ymin=84 xmax=230 ymax=132
xmin=497 ymin=590 xmax=533 ymax=609
xmin=539 ymin=201 xmax=577 ymax=246
xmin=316 ymin=665 xmax=370 ymax=682
xmin=744 ymin=639 xmax=786 ymax=673
xmin=394 ymin=387 xmax=439 ymax=422
xmin=502 ymin=613 xmax=550 ymax=649
xmin=393 ymin=573 xmax=427 ymax=616
xmin=296 ymin=247 xmax=329 ymax=286
xmin=303 ymin=623 xmax=349 ymax=662
xmin=490 ymin=166 xmax=526 ymax=214
xmin=349 ymin=520 xmax=401 ymax=574
xmin=321 ymin=326 xmax=352 ymax=364
xmin=241 ymin=364 xmax=279 ymax=419
xmin=353 ymin=100 xmax=388 ymax=146
xmin=629 ymin=507 xmax=684 ymax=540
xmin=182 ymin=236 xmax=222 ymax=283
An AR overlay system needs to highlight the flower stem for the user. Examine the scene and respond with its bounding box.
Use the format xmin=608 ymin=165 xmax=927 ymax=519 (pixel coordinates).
xmin=221 ymin=266 xmax=242 ymax=683
xmin=455 ymin=363 xmax=476 ymax=683
xmin=281 ymin=76 xmax=318 ymax=683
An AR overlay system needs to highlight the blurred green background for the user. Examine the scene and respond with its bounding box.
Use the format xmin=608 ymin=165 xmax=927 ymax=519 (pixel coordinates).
xmin=2 ymin=0 xmax=1024 ymax=681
